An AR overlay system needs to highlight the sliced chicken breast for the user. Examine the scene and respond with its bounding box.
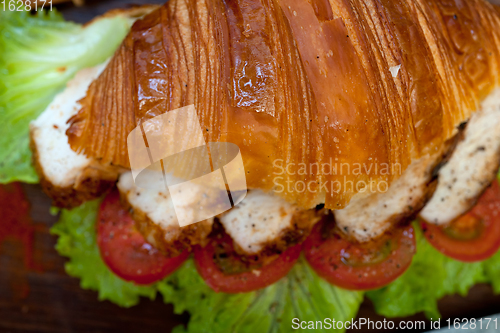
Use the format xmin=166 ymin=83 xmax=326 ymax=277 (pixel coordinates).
xmin=118 ymin=169 xmax=321 ymax=256
xmin=117 ymin=171 xmax=213 ymax=257
xmin=420 ymin=88 xmax=500 ymax=225
xmin=30 ymin=63 xmax=118 ymax=208
xmin=333 ymin=153 xmax=439 ymax=242
xmin=219 ymin=190 xmax=321 ymax=255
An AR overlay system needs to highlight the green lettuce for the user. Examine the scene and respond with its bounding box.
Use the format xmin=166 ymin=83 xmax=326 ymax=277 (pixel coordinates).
xmin=52 ymin=200 xmax=364 ymax=332
xmin=49 ymin=172 xmax=500 ymax=330
xmin=0 ymin=10 xmax=130 ymax=183
xmin=367 ymin=225 xmax=487 ymax=319
xmin=367 ymin=175 xmax=500 ymax=320
xmin=51 ymin=200 xmax=500 ymax=331
xmin=483 ymin=251 xmax=500 ymax=294
xmin=51 ymin=199 xmax=157 ymax=307
xmin=158 ymin=259 xmax=363 ymax=333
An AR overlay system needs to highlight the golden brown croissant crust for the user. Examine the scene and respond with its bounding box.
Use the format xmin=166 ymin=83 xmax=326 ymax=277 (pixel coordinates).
xmin=67 ymin=0 xmax=500 ymax=210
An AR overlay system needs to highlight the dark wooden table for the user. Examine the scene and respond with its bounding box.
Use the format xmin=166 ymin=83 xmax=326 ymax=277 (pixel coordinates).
xmin=2 ymin=1 xmax=500 ymax=332
xmin=1 ymin=183 xmax=189 ymax=333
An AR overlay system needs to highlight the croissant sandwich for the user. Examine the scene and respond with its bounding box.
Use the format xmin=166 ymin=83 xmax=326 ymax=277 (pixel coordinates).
xmin=2 ymin=0 xmax=500 ymax=330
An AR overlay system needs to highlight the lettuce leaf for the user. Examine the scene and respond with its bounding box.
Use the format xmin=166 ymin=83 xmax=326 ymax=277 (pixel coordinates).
xmin=367 ymin=178 xmax=500 ymax=319
xmin=158 ymin=258 xmax=363 ymax=333
xmin=367 ymin=225 xmax=486 ymax=319
xmin=52 ymin=200 xmax=364 ymax=331
xmin=51 ymin=201 xmax=500 ymax=331
xmin=51 ymin=199 xmax=157 ymax=307
xmin=0 ymin=10 xmax=130 ymax=183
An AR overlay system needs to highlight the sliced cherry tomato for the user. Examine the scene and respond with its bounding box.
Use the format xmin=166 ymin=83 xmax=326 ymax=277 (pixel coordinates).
xmin=421 ymin=181 xmax=500 ymax=262
xmin=97 ymin=189 xmax=188 ymax=285
xmin=194 ymin=232 xmax=301 ymax=293
xmin=303 ymin=217 xmax=416 ymax=290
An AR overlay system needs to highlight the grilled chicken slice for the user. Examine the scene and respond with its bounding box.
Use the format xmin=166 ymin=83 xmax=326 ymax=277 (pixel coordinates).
xmin=219 ymin=190 xmax=322 ymax=255
xmin=30 ymin=63 xmax=118 ymax=208
xmin=335 ymin=87 xmax=500 ymax=241
xmin=118 ymin=170 xmax=321 ymax=256
xmin=333 ymin=153 xmax=440 ymax=242
xmin=420 ymin=88 xmax=500 ymax=225
xmin=117 ymin=171 xmax=213 ymax=257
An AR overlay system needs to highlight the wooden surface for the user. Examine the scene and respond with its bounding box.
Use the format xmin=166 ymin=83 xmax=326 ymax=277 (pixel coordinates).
xmin=2 ymin=1 xmax=500 ymax=332
xmin=1 ymin=183 xmax=189 ymax=333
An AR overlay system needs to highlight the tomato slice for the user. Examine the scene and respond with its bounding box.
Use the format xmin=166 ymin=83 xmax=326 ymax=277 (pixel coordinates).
xmin=194 ymin=232 xmax=301 ymax=293
xmin=303 ymin=217 xmax=416 ymax=290
xmin=421 ymin=181 xmax=500 ymax=262
xmin=97 ymin=189 xmax=188 ymax=285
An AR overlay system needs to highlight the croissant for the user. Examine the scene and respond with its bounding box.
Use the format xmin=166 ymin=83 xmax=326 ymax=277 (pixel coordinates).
xmin=66 ymin=0 xmax=500 ymax=211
